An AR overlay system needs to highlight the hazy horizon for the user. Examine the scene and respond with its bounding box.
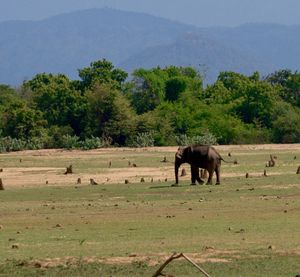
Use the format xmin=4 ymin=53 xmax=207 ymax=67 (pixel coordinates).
xmin=1 ymin=0 xmax=300 ymax=27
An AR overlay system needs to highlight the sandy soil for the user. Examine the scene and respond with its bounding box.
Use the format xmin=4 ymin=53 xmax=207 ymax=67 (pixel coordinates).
xmin=0 ymin=144 xmax=299 ymax=188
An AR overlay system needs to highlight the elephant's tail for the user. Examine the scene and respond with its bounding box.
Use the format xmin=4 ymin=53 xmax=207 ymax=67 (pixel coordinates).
xmin=220 ymin=156 xmax=236 ymax=164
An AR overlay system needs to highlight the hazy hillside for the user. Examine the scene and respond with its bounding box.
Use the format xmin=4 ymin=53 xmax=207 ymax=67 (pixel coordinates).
xmin=205 ymin=23 xmax=300 ymax=71
xmin=120 ymin=33 xmax=273 ymax=83
xmin=0 ymin=8 xmax=299 ymax=85
xmin=0 ymin=8 xmax=196 ymax=85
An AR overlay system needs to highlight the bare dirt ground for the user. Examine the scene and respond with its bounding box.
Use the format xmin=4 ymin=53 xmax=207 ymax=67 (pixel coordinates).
xmin=1 ymin=144 xmax=299 ymax=188
xmin=26 ymin=249 xmax=240 ymax=269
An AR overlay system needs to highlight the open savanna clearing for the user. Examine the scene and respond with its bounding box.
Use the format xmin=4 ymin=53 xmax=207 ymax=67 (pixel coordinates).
xmin=0 ymin=144 xmax=300 ymax=276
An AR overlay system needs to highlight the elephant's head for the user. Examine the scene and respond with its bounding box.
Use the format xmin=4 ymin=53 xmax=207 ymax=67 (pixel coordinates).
xmin=175 ymin=146 xmax=190 ymax=184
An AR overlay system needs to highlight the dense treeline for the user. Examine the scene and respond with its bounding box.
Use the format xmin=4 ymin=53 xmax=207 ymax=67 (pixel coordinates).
xmin=0 ymin=60 xmax=300 ymax=151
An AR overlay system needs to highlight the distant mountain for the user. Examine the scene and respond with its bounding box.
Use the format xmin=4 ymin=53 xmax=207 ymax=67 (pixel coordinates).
xmin=204 ymin=23 xmax=300 ymax=71
xmin=120 ymin=32 xmax=273 ymax=83
xmin=0 ymin=8 xmax=299 ymax=85
xmin=0 ymin=8 xmax=197 ymax=85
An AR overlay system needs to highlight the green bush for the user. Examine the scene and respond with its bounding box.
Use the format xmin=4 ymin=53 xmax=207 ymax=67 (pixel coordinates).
xmin=0 ymin=137 xmax=27 ymax=152
xmin=175 ymin=131 xmax=218 ymax=146
xmin=80 ymin=136 xmax=111 ymax=150
xmin=26 ymin=137 xmax=45 ymax=150
xmin=130 ymin=132 xmax=155 ymax=148
xmin=60 ymin=135 xmax=80 ymax=149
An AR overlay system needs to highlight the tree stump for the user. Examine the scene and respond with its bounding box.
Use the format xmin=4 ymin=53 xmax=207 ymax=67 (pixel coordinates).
xmin=132 ymin=163 xmax=137 ymax=167
xmin=90 ymin=179 xmax=98 ymax=185
xmin=267 ymin=155 xmax=275 ymax=167
xmin=64 ymin=165 xmax=73 ymax=174
xmin=228 ymin=152 xmax=231 ymax=157
xmin=0 ymin=168 xmax=3 ymax=172
xmin=0 ymin=178 xmax=4 ymax=190
xmin=108 ymin=161 xmax=112 ymax=168
xmin=234 ymin=159 xmax=238 ymax=164
xmin=180 ymin=168 xmax=187 ymax=177
xmin=161 ymin=156 xmax=168 ymax=163
xmin=263 ymin=169 xmax=267 ymax=177
xmin=77 ymin=178 xmax=81 ymax=184
xmin=140 ymin=178 xmax=145 ymax=183
xmin=246 ymin=173 xmax=249 ymax=178
xmin=297 ymin=166 xmax=300 ymax=174
xmin=125 ymin=179 xmax=129 ymax=184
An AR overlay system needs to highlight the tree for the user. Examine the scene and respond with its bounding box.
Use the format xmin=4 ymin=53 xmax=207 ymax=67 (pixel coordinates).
xmin=85 ymin=83 xmax=136 ymax=145
xmin=271 ymin=101 xmax=300 ymax=143
xmin=165 ymin=76 xmax=187 ymax=102
xmin=23 ymin=73 xmax=88 ymax=135
xmin=130 ymin=68 xmax=167 ymax=114
xmin=265 ymin=69 xmax=292 ymax=86
xmin=283 ymin=72 xmax=300 ymax=107
xmin=1 ymin=102 xmax=46 ymax=139
xmin=78 ymin=59 xmax=128 ymax=90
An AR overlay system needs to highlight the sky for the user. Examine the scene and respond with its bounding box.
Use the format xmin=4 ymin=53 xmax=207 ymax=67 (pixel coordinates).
xmin=1 ymin=0 xmax=300 ymax=27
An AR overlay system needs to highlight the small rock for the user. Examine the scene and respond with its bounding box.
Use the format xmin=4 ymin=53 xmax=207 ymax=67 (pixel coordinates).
xmin=12 ymin=244 xmax=19 ymax=249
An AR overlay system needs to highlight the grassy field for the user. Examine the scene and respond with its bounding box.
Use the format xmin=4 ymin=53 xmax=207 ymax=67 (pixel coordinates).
xmin=0 ymin=145 xmax=300 ymax=276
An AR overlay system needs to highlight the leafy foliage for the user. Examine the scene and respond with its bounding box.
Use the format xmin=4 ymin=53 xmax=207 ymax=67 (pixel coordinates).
xmin=0 ymin=60 xmax=300 ymax=151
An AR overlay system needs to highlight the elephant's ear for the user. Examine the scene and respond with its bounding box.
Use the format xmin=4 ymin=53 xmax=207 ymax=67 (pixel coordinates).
xmin=176 ymin=147 xmax=185 ymax=158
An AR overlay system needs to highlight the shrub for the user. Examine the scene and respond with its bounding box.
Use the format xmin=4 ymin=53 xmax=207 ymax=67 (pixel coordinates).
xmin=60 ymin=135 xmax=80 ymax=149
xmin=80 ymin=136 xmax=104 ymax=150
xmin=175 ymin=131 xmax=218 ymax=146
xmin=130 ymin=132 xmax=155 ymax=148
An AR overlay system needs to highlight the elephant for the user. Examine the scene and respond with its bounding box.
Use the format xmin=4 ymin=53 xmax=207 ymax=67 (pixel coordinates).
xmin=175 ymin=145 xmax=225 ymax=185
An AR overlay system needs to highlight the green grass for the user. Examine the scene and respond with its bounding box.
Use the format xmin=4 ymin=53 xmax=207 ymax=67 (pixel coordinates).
xmin=0 ymin=146 xmax=300 ymax=276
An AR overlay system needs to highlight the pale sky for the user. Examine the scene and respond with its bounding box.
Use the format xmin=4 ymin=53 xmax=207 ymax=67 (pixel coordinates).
xmin=1 ymin=0 xmax=300 ymax=27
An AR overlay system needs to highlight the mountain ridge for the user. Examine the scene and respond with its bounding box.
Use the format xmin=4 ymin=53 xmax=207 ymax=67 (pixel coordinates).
xmin=0 ymin=8 xmax=299 ymax=85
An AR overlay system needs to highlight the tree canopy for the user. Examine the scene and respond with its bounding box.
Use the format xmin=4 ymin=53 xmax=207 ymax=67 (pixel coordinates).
xmin=1 ymin=60 xmax=300 ymax=150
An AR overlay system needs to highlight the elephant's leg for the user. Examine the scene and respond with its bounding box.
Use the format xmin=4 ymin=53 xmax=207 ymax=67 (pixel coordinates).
xmin=206 ymin=169 xmax=213 ymax=185
xmin=190 ymin=166 xmax=197 ymax=185
xmin=195 ymin=167 xmax=204 ymax=184
xmin=215 ymin=165 xmax=221 ymax=185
